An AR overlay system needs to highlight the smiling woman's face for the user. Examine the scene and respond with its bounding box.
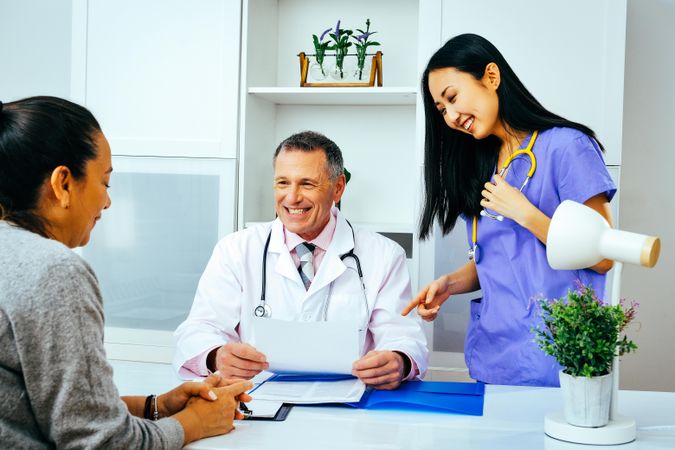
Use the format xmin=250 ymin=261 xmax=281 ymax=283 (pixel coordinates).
xmin=63 ymin=132 xmax=113 ymax=248
xmin=428 ymin=66 xmax=502 ymax=140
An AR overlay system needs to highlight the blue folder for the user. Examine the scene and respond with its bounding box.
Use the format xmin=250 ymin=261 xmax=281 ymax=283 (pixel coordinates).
xmin=260 ymin=375 xmax=485 ymax=416
xmin=349 ymin=381 xmax=485 ymax=416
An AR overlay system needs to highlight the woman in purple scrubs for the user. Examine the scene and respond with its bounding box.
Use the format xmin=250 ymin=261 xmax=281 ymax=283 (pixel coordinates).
xmin=402 ymin=34 xmax=616 ymax=387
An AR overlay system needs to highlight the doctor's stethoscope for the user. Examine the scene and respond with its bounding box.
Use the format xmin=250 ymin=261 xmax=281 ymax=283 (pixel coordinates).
xmin=468 ymin=130 xmax=539 ymax=263
xmin=255 ymin=221 xmax=371 ymax=328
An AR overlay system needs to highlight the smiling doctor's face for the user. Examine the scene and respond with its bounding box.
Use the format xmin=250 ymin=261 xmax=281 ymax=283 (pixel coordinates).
xmin=273 ymin=148 xmax=346 ymax=241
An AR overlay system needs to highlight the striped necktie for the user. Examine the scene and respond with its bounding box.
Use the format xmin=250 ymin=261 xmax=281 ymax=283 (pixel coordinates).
xmin=296 ymin=242 xmax=316 ymax=290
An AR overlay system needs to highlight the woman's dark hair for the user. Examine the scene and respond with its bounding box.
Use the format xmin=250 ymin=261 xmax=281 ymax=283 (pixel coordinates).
xmin=0 ymin=96 xmax=101 ymax=236
xmin=419 ymin=33 xmax=603 ymax=239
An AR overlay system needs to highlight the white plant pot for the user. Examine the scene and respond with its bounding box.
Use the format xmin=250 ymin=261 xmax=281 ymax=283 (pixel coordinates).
xmin=559 ymin=370 xmax=613 ymax=427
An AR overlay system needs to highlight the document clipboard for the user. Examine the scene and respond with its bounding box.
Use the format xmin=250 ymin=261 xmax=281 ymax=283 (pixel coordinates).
xmin=241 ymin=401 xmax=293 ymax=421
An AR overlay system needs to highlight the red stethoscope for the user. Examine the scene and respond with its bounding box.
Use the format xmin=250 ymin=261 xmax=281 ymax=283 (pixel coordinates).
xmin=468 ymin=131 xmax=539 ymax=263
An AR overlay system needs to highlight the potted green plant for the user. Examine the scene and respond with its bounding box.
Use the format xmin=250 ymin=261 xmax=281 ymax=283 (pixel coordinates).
xmin=533 ymin=281 xmax=638 ymax=427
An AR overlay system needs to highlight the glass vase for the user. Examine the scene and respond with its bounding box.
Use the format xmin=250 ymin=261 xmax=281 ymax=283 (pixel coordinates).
xmin=309 ymin=61 xmax=327 ymax=81
xmin=329 ymin=59 xmax=354 ymax=81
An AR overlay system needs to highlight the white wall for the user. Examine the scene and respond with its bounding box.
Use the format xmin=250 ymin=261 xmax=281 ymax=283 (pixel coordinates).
xmin=0 ymin=0 xmax=72 ymax=101
xmin=619 ymin=0 xmax=675 ymax=392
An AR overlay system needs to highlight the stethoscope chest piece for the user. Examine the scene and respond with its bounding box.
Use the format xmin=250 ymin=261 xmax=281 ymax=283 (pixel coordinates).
xmin=468 ymin=243 xmax=481 ymax=263
xmin=255 ymin=303 xmax=272 ymax=318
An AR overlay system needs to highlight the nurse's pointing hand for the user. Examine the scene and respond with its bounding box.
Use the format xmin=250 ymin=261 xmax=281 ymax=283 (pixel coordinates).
xmin=213 ymin=343 xmax=269 ymax=380
xmin=401 ymin=274 xmax=451 ymax=321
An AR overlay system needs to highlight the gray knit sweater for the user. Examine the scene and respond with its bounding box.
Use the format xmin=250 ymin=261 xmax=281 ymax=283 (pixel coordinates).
xmin=0 ymin=221 xmax=184 ymax=449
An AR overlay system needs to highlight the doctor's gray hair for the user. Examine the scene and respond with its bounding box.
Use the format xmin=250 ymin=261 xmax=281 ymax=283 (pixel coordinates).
xmin=273 ymin=131 xmax=344 ymax=180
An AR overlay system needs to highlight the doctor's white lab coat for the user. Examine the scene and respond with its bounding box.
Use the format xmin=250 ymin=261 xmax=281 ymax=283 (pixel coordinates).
xmin=173 ymin=210 xmax=428 ymax=377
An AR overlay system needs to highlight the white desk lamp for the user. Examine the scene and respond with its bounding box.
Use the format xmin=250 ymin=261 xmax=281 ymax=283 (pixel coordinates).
xmin=544 ymin=200 xmax=660 ymax=445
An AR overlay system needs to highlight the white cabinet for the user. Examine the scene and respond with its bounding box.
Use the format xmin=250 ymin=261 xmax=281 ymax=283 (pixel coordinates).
xmin=72 ymin=0 xmax=241 ymax=158
xmin=421 ymin=0 xmax=628 ymax=371
xmin=71 ymin=0 xmax=241 ymax=362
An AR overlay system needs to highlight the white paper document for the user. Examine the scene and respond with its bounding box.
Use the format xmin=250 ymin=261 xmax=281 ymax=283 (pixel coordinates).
xmin=252 ymin=377 xmax=366 ymax=404
xmin=251 ymin=317 xmax=362 ymax=374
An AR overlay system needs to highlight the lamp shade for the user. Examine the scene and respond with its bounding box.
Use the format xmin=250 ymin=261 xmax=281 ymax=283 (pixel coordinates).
xmin=547 ymin=200 xmax=660 ymax=270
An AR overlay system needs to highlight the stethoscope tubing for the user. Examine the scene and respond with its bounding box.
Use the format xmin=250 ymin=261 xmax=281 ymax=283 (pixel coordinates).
xmin=470 ymin=131 xmax=539 ymax=262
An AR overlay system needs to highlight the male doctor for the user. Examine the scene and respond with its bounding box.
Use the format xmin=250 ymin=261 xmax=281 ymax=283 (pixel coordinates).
xmin=174 ymin=131 xmax=428 ymax=390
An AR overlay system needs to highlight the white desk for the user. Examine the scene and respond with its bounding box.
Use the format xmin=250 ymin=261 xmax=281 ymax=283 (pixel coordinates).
xmin=111 ymin=361 xmax=675 ymax=450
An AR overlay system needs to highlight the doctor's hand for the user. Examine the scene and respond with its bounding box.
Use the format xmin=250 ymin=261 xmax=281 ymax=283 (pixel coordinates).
xmin=401 ymin=274 xmax=452 ymax=321
xmin=212 ymin=342 xmax=269 ymax=380
xmin=158 ymin=372 xmax=253 ymax=420
xmin=352 ymin=350 xmax=405 ymax=390
xmin=480 ymin=174 xmax=535 ymax=225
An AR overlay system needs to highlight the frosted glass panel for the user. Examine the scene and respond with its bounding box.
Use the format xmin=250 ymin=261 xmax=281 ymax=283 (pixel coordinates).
xmin=82 ymin=158 xmax=235 ymax=331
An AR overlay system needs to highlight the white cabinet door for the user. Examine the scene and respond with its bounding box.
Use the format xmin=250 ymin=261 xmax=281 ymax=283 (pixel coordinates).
xmin=80 ymin=156 xmax=236 ymax=362
xmin=72 ymin=0 xmax=241 ymax=158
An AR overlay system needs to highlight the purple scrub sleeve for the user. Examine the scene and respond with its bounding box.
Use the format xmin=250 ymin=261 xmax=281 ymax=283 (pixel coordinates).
xmin=463 ymin=127 xmax=616 ymax=387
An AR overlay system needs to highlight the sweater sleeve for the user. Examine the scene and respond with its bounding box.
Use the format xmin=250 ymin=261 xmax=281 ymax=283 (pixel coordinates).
xmin=14 ymin=258 xmax=183 ymax=449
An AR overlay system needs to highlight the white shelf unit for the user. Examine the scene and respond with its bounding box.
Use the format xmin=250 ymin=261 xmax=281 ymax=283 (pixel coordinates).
xmin=238 ymin=0 xmax=439 ymax=292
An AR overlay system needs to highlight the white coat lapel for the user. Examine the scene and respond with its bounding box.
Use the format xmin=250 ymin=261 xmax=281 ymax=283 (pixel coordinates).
xmin=307 ymin=212 xmax=353 ymax=295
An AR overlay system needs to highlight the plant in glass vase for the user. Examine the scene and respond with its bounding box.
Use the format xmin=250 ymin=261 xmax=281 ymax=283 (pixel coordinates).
xmin=310 ymin=26 xmax=332 ymax=80
xmin=352 ymin=19 xmax=380 ymax=81
xmin=533 ymin=281 xmax=638 ymax=427
xmin=328 ymin=20 xmax=353 ymax=80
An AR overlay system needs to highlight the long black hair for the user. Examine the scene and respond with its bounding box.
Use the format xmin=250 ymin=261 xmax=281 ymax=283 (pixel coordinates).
xmin=0 ymin=96 xmax=101 ymax=237
xmin=419 ymin=33 xmax=603 ymax=239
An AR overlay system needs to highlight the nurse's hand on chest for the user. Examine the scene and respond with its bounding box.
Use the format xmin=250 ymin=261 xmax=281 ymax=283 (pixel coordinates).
xmin=208 ymin=342 xmax=269 ymax=380
xmin=481 ymin=174 xmax=537 ymax=226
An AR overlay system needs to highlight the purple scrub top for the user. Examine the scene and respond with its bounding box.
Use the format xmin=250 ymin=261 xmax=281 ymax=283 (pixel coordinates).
xmin=463 ymin=127 xmax=617 ymax=387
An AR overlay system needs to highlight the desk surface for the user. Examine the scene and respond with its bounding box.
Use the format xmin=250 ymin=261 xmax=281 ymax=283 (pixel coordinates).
xmin=110 ymin=361 xmax=675 ymax=450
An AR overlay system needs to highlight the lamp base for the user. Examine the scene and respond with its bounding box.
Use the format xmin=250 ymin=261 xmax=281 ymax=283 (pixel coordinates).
xmin=545 ymin=412 xmax=636 ymax=445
